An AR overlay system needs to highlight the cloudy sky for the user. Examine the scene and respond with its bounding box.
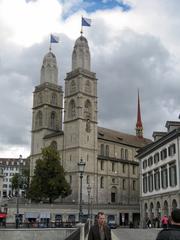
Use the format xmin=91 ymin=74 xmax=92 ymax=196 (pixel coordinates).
xmin=1 ymin=0 xmax=180 ymax=158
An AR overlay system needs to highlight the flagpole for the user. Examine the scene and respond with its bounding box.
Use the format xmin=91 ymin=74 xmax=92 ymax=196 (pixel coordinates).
xmin=80 ymin=16 xmax=83 ymax=36
xmin=49 ymin=34 xmax=52 ymax=51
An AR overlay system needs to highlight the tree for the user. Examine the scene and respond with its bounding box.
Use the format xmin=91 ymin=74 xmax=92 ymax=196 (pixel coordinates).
xmin=28 ymin=146 xmax=71 ymax=203
xmin=11 ymin=168 xmax=30 ymax=197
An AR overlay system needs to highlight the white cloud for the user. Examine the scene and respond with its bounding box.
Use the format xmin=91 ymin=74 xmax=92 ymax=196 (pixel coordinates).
xmin=1 ymin=0 xmax=180 ymax=157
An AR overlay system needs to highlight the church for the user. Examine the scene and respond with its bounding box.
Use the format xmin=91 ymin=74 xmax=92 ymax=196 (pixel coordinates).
xmin=30 ymin=34 xmax=151 ymax=225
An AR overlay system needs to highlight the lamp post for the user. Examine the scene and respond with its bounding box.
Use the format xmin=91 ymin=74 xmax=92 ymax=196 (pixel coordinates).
xmin=87 ymin=184 xmax=91 ymax=219
xmin=16 ymin=155 xmax=23 ymax=229
xmin=78 ymin=158 xmax=86 ymax=222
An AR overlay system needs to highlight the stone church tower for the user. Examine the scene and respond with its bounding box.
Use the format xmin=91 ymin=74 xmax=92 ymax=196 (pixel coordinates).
xmin=30 ymin=51 xmax=63 ymax=171
xmin=63 ymin=35 xmax=98 ymax=203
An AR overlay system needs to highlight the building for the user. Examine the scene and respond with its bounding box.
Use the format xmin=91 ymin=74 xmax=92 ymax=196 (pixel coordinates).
xmin=30 ymin=34 xmax=151 ymax=225
xmin=0 ymin=156 xmax=29 ymax=198
xmin=137 ymin=121 xmax=180 ymax=227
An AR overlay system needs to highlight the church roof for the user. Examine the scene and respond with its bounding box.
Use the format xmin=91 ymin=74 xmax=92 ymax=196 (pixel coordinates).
xmin=98 ymin=126 xmax=152 ymax=148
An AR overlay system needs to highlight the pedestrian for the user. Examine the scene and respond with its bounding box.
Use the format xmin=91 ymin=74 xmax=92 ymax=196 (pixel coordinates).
xmin=161 ymin=215 xmax=168 ymax=228
xmin=88 ymin=211 xmax=112 ymax=240
xmin=156 ymin=208 xmax=180 ymax=240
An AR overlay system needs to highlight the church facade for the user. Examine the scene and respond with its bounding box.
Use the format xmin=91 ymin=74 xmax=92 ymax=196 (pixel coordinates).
xmin=30 ymin=35 xmax=151 ymax=225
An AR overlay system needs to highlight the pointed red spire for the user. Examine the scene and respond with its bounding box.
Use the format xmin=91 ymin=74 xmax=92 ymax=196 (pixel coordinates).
xmin=136 ymin=90 xmax=143 ymax=138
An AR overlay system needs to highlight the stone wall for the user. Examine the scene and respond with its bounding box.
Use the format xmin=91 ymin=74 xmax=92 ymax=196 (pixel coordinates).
xmin=0 ymin=228 xmax=76 ymax=240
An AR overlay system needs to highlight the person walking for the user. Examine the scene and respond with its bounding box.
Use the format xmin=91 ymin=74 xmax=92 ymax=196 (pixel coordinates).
xmin=161 ymin=215 xmax=169 ymax=228
xmin=88 ymin=211 xmax=112 ymax=240
xmin=156 ymin=208 xmax=180 ymax=240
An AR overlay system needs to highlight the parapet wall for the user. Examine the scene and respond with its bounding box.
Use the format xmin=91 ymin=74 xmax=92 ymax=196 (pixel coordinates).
xmin=0 ymin=228 xmax=76 ymax=240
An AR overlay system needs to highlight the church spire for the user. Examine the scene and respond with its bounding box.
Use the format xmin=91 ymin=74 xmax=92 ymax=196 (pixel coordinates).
xmin=136 ymin=90 xmax=143 ymax=138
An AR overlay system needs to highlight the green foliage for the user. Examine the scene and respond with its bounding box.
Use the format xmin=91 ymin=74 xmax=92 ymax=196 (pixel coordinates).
xmin=28 ymin=146 xmax=71 ymax=203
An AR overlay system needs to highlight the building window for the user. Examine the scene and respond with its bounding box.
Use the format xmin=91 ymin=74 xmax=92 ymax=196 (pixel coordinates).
xmin=68 ymin=99 xmax=76 ymax=118
xmin=35 ymin=111 xmax=43 ymax=128
xmin=148 ymin=172 xmax=153 ymax=192
xmin=50 ymin=111 xmax=56 ymax=129
xmin=125 ymin=149 xmax=128 ymax=160
xmin=154 ymin=169 xmax=160 ymax=190
xmin=100 ymin=144 xmax=104 ymax=155
xmin=143 ymin=159 xmax=147 ymax=169
xmin=105 ymin=145 xmax=109 ymax=157
xmin=148 ymin=156 xmax=153 ymax=166
xmin=100 ymin=177 xmax=104 ymax=188
xmin=133 ymin=165 xmax=136 ymax=175
xmin=161 ymin=166 xmax=168 ymax=188
xmin=121 ymin=149 xmax=124 ymax=159
xmin=132 ymin=180 xmax=136 ymax=191
xmin=168 ymin=144 xmax=176 ymax=157
xmin=100 ymin=161 xmax=104 ymax=170
xmin=112 ymin=178 xmax=115 ymax=184
xmin=143 ymin=174 xmax=147 ymax=193
xmin=112 ymin=162 xmax=115 ymax=172
xmin=161 ymin=148 xmax=167 ymax=160
xmin=50 ymin=141 xmax=57 ymax=150
xmin=84 ymin=100 xmax=92 ymax=120
xmin=154 ymin=153 xmax=160 ymax=164
xmin=51 ymin=93 xmax=57 ymax=105
xmin=169 ymin=163 xmax=177 ymax=187
xmin=122 ymin=179 xmax=126 ymax=190
xmin=69 ymin=175 xmax=72 ymax=184
xmin=122 ymin=164 xmax=125 ymax=173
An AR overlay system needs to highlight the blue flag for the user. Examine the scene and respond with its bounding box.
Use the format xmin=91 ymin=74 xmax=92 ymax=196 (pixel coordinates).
xmin=50 ymin=34 xmax=59 ymax=43
xmin=82 ymin=17 xmax=91 ymax=27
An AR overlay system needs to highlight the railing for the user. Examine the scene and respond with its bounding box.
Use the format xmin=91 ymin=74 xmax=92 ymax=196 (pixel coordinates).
xmin=64 ymin=228 xmax=80 ymax=240
xmin=0 ymin=221 xmax=77 ymax=229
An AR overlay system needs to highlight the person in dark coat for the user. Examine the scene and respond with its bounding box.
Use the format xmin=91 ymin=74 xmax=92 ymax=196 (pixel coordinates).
xmin=156 ymin=208 xmax=180 ymax=240
xmin=88 ymin=211 xmax=112 ymax=240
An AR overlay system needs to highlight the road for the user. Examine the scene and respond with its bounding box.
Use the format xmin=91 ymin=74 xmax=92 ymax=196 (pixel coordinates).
xmin=112 ymin=228 xmax=161 ymax=240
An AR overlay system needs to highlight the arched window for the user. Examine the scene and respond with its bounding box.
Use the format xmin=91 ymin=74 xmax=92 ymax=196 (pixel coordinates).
xmin=105 ymin=145 xmax=109 ymax=156
xmin=68 ymin=99 xmax=76 ymax=118
xmin=51 ymin=93 xmax=57 ymax=105
xmin=85 ymin=80 xmax=91 ymax=93
xmin=70 ymin=80 xmax=76 ymax=93
xmin=125 ymin=149 xmax=128 ymax=160
xmin=111 ymin=186 xmax=117 ymax=203
xmin=100 ymin=177 xmax=104 ymax=188
xmin=172 ymin=199 xmax=177 ymax=210
xmin=50 ymin=141 xmax=57 ymax=150
xmin=35 ymin=111 xmax=43 ymax=128
xmin=38 ymin=93 xmax=42 ymax=104
xmin=84 ymin=100 xmax=92 ymax=119
xmin=50 ymin=112 xmax=56 ymax=129
xmin=164 ymin=200 xmax=169 ymax=216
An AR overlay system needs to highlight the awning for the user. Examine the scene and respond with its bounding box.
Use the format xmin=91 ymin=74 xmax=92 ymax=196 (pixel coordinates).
xmin=24 ymin=212 xmax=39 ymax=219
xmin=0 ymin=213 xmax=7 ymax=218
xmin=40 ymin=212 xmax=50 ymax=219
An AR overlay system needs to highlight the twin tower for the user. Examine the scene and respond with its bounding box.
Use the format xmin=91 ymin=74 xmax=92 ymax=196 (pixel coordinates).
xmin=30 ymin=35 xmax=98 ymax=202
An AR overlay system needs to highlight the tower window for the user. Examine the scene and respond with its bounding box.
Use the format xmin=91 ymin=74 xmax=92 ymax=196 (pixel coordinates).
xmin=35 ymin=111 xmax=43 ymax=128
xmin=68 ymin=100 xmax=76 ymax=118
xmin=100 ymin=177 xmax=104 ymax=188
xmin=84 ymin=100 xmax=92 ymax=119
xmin=50 ymin=111 xmax=57 ymax=129
xmin=51 ymin=93 xmax=57 ymax=105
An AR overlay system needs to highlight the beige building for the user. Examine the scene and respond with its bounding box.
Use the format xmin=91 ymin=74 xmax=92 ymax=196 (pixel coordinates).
xmin=137 ymin=121 xmax=180 ymax=227
xmin=30 ymin=35 xmax=151 ymax=225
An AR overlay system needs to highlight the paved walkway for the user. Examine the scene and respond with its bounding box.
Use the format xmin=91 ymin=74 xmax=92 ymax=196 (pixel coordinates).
xmin=112 ymin=228 xmax=161 ymax=240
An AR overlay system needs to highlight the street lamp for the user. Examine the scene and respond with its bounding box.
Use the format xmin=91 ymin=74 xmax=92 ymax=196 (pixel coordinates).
xmin=78 ymin=158 xmax=86 ymax=222
xmin=87 ymin=184 xmax=91 ymax=219
xmin=16 ymin=155 xmax=23 ymax=229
